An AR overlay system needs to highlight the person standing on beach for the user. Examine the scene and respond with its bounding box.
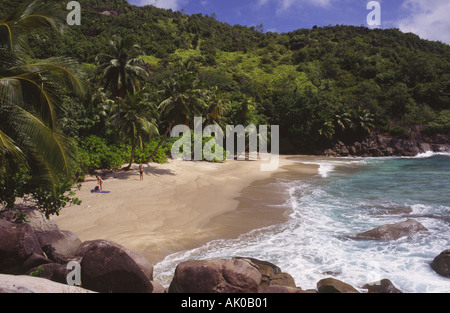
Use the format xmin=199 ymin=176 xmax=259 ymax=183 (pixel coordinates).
xmin=96 ymin=176 xmax=104 ymax=191
xmin=139 ymin=164 xmax=144 ymax=181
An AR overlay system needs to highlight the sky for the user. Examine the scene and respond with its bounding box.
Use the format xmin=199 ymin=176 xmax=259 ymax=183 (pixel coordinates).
xmin=128 ymin=0 xmax=450 ymax=44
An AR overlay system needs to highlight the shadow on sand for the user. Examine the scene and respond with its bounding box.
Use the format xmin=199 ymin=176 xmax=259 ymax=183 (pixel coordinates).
xmin=92 ymin=164 xmax=176 ymax=181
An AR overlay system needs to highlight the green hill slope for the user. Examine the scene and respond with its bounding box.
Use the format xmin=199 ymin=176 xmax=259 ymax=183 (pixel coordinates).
xmin=3 ymin=0 xmax=449 ymax=153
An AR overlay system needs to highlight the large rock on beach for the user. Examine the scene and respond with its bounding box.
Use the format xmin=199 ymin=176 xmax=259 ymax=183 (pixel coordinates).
xmin=169 ymin=259 xmax=262 ymax=293
xmin=76 ymin=239 xmax=154 ymax=293
xmin=0 ymin=274 xmax=94 ymax=293
xmin=263 ymin=285 xmax=316 ymax=293
xmin=430 ymin=250 xmax=450 ymax=278
xmin=235 ymin=257 xmax=296 ymax=288
xmin=36 ymin=229 xmax=81 ymax=260
xmin=0 ymin=219 xmax=43 ymax=274
xmin=317 ymin=278 xmax=359 ymax=293
xmin=0 ymin=208 xmax=58 ymax=232
xmin=351 ymin=219 xmax=428 ymax=241
xmin=26 ymin=263 xmax=70 ymax=285
xmin=362 ymin=279 xmax=403 ymax=293
xmin=0 ymin=208 xmax=81 ymax=260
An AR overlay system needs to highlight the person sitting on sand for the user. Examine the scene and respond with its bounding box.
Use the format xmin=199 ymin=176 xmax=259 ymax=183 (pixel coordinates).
xmin=139 ymin=164 xmax=144 ymax=181
xmin=96 ymin=176 xmax=104 ymax=191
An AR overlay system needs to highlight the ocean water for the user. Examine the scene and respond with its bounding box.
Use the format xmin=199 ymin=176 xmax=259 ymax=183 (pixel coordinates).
xmin=154 ymin=152 xmax=450 ymax=293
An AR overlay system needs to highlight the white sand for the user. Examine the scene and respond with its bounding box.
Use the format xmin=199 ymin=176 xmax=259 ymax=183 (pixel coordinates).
xmin=53 ymin=156 xmax=318 ymax=264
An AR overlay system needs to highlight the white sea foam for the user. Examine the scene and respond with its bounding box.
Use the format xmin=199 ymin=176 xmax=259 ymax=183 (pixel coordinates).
xmin=301 ymin=159 xmax=367 ymax=178
xmin=415 ymin=151 xmax=436 ymax=158
xmin=412 ymin=151 xmax=450 ymax=159
xmin=154 ymin=157 xmax=450 ymax=293
xmin=317 ymin=163 xmax=335 ymax=178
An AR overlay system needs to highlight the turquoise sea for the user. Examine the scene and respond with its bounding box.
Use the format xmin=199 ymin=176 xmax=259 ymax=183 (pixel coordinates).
xmin=155 ymin=152 xmax=450 ymax=293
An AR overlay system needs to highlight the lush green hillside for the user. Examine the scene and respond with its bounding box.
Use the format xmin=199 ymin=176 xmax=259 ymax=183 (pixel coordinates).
xmin=2 ymin=0 xmax=450 ymax=158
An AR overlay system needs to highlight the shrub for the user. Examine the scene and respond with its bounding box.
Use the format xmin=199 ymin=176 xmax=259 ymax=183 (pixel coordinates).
xmin=170 ymin=131 xmax=228 ymax=162
xmin=75 ymin=135 xmax=171 ymax=178
xmin=31 ymin=182 xmax=82 ymax=219
xmin=75 ymin=136 xmax=128 ymax=176
xmin=425 ymin=110 xmax=450 ymax=135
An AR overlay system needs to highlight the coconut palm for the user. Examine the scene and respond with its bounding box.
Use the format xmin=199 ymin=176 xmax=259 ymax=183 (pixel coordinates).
xmin=146 ymin=61 xmax=207 ymax=162
xmin=0 ymin=1 xmax=85 ymax=194
xmin=334 ymin=111 xmax=352 ymax=132
xmin=204 ymin=86 xmax=230 ymax=130
xmin=95 ymin=35 xmax=147 ymax=100
xmin=318 ymin=120 xmax=335 ymax=139
xmin=110 ymin=90 xmax=159 ymax=170
xmin=351 ymin=107 xmax=375 ymax=134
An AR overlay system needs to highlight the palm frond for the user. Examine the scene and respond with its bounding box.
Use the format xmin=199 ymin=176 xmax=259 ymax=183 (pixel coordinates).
xmin=19 ymin=1 xmax=65 ymax=34
xmin=13 ymin=104 xmax=76 ymax=180
xmin=0 ymin=1 xmax=65 ymax=51
xmin=0 ymin=129 xmax=25 ymax=164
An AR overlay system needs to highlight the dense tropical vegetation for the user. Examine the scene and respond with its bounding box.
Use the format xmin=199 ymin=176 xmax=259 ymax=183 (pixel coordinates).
xmin=1 ymin=0 xmax=449 ymax=216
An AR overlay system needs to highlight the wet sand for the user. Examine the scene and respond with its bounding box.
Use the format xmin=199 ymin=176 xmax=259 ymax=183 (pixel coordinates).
xmin=53 ymin=156 xmax=319 ymax=264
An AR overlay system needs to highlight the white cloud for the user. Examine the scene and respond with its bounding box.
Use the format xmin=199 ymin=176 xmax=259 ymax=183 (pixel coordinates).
xmin=134 ymin=0 xmax=187 ymax=11
xmin=397 ymin=0 xmax=450 ymax=44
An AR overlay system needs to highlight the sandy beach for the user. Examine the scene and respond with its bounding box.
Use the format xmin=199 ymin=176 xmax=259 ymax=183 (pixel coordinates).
xmin=53 ymin=155 xmax=319 ymax=264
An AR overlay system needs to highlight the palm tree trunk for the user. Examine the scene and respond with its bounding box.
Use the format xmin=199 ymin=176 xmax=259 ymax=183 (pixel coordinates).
xmin=146 ymin=121 xmax=173 ymax=163
xmin=126 ymin=145 xmax=135 ymax=171
xmin=125 ymin=128 xmax=136 ymax=171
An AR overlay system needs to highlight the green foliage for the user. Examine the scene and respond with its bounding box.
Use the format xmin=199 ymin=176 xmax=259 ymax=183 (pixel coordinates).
xmin=13 ymin=210 xmax=30 ymax=223
xmin=29 ymin=265 xmax=44 ymax=277
xmin=0 ymin=1 xmax=85 ymax=217
xmin=171 ymin=131 xmax=228 ymax=162
xmin=2 ymin=0 xmax=450 ymax=170
xmin=425 ymin=110 xmax=450 ymax=135
xmin=76 ymin=135 xmax=127 ymax=174
xmin=0 ymin=160 xmax=30 ymax=209
xmin=75 ymin=135 xmax=170 ymax=177
xmin=134 ymin=139 xmax=171 ymax=164
xmin=31 ymin=182 xmax=82 ymax=219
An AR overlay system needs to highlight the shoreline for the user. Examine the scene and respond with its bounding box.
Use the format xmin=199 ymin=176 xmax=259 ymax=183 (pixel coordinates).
xmin=202 ymin=158 xmax=320 ymax=242
xmin=53 ymin=155 xmax=319 ymax=264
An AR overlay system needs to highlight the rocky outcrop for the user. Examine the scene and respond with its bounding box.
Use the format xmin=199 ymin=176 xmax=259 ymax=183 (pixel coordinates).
xmin=0 ymin=208 xmax=58 ymax=232
xmin=0 ymin=219 xmax=43 ymax=274
xmin=0 ymin=274 xmax=94 ymax=293
xmin=350 ymin=219 xmax=428 ymax=241
xmin=169 ymin=259 xmax=262 ymax=293
xmin=325 ymin=133 xmax=450 ymax=157
xmin=76 ymin=239 xmax=155 ymax=293
xmin=168 ymin=258 xmax=304 ymax=294
xmin=317 ymin=277 xmax=359 ymax=293
xmin=0 ymin=208 xmax=81 ymax=260
xmin=0 ymin=209 xmax=162 ymax=293
xmin=36 ymin=230 xmax=81 ymax=259
xmin=235 ymin=257 xmax=296 ymax=289
xmin=26 ymin=263 xmax=70 ymax=285
xmin=362 ymin=279 xmax=402 ymax=293
xmin=263 ymin=285 xmax=316 ymax=293
xmin=430 ymin=250 xmax=450 ymax=278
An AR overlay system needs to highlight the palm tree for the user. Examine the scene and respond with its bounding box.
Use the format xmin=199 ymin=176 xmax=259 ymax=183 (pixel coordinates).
xmin=351 ymin=107 xmax=375 ymax=135
xmin=0 ymin=1 xmax=85 ymax=195
xmin=334 ymin=111 xmax=352 ymax=132
xmin=146 ymin=61 xmax=207 ymax=162
xmin=95 ymin=35 xmax=148 ymax=100
xmin=110 ymin=90 xmax=159 ymax=170
xmin=318 ymin=120 xmax=335 ymax=139
xmin=204 ymin=86 xmax=230 ymax=130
